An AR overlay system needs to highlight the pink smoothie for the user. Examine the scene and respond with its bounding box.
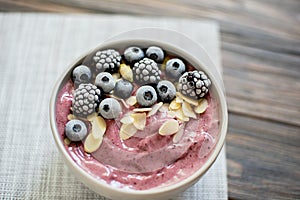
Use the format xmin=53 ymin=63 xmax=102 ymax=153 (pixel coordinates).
xmin=56 ymin=80 xmax=220 ymax=190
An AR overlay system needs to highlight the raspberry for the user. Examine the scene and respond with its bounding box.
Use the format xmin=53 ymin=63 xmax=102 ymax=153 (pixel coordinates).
xmin=132 ymin=58 xmax=161 ymax=85
xmin=177 ymin=70 xmax=211 ymax=99
xmin=72 ymin=83 xmax=102 ymax=117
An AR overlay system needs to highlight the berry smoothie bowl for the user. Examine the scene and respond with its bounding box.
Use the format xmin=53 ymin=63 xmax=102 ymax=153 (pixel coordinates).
xmin=49 ymin=29 xmax=228 ymax=200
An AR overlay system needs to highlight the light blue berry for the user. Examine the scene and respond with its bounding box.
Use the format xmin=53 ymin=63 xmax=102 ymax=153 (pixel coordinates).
xmin=166 ymin=58 xmax=186 ymax=80
xmin=146 ymin=46 xmax=164 ymax=63
xmin=72 ymin=65 xmax=92 ymax=86
xmin=124 ymin=46 xmax=144 ymax=63
xmin=114 ymin=79 xmax=134 ymax=99
xmin=95 ymin=72 xmax=115 ymax=93
xmin=156 ymin=80 xmax=176 ymax=103
xmin=99 ymin=98 xmax=121 ymax=119
xmin=65 ymin=119 xmax=88 ymax=142
xmin=136 ymin=86 xmax=157 ymax=107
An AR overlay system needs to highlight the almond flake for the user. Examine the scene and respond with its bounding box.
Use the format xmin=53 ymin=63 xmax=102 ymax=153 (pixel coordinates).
xmin=167 ymin=110 xmax=176 ymax=118
xmin=174 ymin=109 xmax=189 ymax=122
xmin=67 ymin=114 xmax=76 ymax=120
xmin=133 ymin=107 xmax=152 ymax=112
xmin=120 ymin=123 xmax=138 ymax=140
xmin=176 ymin=92 xmax=199 ymax=106
xmin=173 ymin=124 xmax=185 ymax=143
xmin=194 ymin=98 xmax=208 ymax=114
xmin=126 ymin=96 xmax=137 ymax=106
xmin=169 ymin=99 xmax=181 ymax=110
xmin=64 ymin=138 xmax=71 ymax=145
xmin=120 ymin=115 xmax=134 ymax=124
xmin=90 ymin=116 xmax=107 ymax=139
xmin=120 ymin=64 xmax=133 ymax=82
xmin=147 ymin=102 xmax=163 ymax=117
xmin=131 ymin=113 xmax=146 ymax=130
xmin=182 ymin=101 xmax=197 ymax=119
xmin=175 ymin=96 xmax=183 ymax=103
xmin=112 ymin=73 xmax=120 ymax=81
xmin=159 ymin=103 xmax=169 ymax=112
xmin=84 ymin=133 xmax=103 ymax=153
xmin=159 ymin=119 xmax=179 ymax=136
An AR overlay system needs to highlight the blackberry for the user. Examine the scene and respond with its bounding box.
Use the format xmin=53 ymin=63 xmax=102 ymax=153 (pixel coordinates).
xmin=132 ymin=58 xmax=161 ymax=85
xmin=177 ymin=70 xmax=211 ymax=99
xmin=91 ymin=49 xmax=121 ymax=73
xmin=72 ymin=83 xmax=102 ymax=117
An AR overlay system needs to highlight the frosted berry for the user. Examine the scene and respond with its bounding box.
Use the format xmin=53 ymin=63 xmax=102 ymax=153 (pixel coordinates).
xmin=124 ymin=46 xmax=144 ymax=63
xmin=113 ymin=79 xmax=134 ymax=99
xmin=136 ymin=85 xmax=157 ymax=107
xmin=92 ymin=49 xmax=121 ymax=73
xmin=72 ymin=65 xmax=92 ymax=86
xmin=72 ymin=83 xmax=101 ymax=117
xmin=146 ymin=46 xmax=164 ymax=63
xmin=177 ymin=70 xmax=211 ymax=99
xmin=95 ymin=72 xmax=115 ymax=93
xmin=166 ymin=58 xmax=186 ymax=80
xmin=133 ymin=58 xmax=161 ymax=85
xmin=99 ymin=98 xmax=121 ymax=119
xmin=156 ymin=80 xmax=176 ymax=103
xmin=65 ymin=119 xmax=87 ymax=142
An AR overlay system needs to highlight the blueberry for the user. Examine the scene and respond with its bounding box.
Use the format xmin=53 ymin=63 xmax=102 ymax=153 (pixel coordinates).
xmin=156 ymin=80 xmax=176 ymax=103
xmin=146 ymin=46 xmax=164 ymax=63
xmin=166 ymin=58 xmax=186 ymax=80
xmin=99 ymin=98 xmax=122 ymax=119
xmin=114 ymin=79 xmax=134 ymax=99
xmin=136 ymin=86 xmax=157 ymax=107
xmin=124 ymin=46 xmax=144 ymax=63
xmin=95 ymin=72 xmax=115 ymax=93
xmin=72 ymin=65 xmax=92 ymax=86
xmin=65 ymin=119 xmax=88 ymax=142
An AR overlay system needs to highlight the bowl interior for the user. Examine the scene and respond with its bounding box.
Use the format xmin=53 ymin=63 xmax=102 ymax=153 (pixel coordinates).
xmin=50 ymin=39 xmax=228 ymax=199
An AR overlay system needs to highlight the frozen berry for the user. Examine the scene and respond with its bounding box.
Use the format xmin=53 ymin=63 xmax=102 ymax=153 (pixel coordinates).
xmin=72 ymin=83 xmax=102 ymax=117
xmin=95 ymin=72 xmax=115 ymax=93
xmin=177 ymin=70 xmax=211 ymax=99
xmin=136 ymin=85 xmax=157 ymax=107
xmin=166 ymin=58 xmax=186 ymax=80
xmin=133 ymin=58 xmax=161 ymax=85
xmin=146 ymin=46 xmax=164 ymax=63
xmin=113 ymin=79 xmax=134 ymax=99
xmin=91 ymin=49 xmax=121 ymax=73
xmin=124 ymin=46 xmax=144 ymax=63
xmin=99 ymin=98 xmax=121 ymax=119
xmin=72 ymin=65 xmax=92 ymax=86
xmin=156 ymin=80 xmax=176 ymax=103
xmin=65 ymin=119 xmax=87 ymax=142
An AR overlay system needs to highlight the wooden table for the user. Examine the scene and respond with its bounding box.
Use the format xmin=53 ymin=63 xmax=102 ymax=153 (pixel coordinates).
xmin=1 ymin=1 xmax=299 ymax=199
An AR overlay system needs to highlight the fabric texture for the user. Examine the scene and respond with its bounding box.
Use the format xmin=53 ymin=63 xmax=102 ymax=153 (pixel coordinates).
xmin=0 ymin=13 xmax=227 ymax=199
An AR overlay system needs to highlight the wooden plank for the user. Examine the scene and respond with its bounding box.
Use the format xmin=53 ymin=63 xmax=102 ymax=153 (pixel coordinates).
xmin=227 ymin=113 xmax=300 ymax=200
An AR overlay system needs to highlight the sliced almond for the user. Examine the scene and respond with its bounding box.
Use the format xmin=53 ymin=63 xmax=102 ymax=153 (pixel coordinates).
xmin=112 ymin=73 xmax=120 ymax=81
xmin=90 ymin=116 xmax=107 ymax=139
xmin=159 ymin=103 xmax=170 ymax=112
xmin=67 ymin=114 xmax=76 ymax=120
xmin=64 ymin=138 xmax=71 ymax=145
xmin=173 ymin=124 xmax=185 ymax=143
xmin=194 ymin=98 xmax=208 ymax=114
xmin=120 ymin=115 xmax=134 ymax=124
xmin=174 ymin=108 xmax=189 ymax=122
xmin=133 ymin=107 xmax=152 ymax=112
xmin=126 ymin=96 xmax=137 ymax=106
xmin=147 ymin=102 xmax=163 ymax=117
xmin=175 ymin=96 xmax=183 ymax=103
xmin=120 ymin=123 xmax=138 ymax=140
xmin=169 ymin=99 xmax=181 ymax=110
xmin=167 ymin=110 xmax=176 ymax=118
xmin=119 ymin=64 xmax=133 ymax=82
xmin=159 ymin=119 xmax=179 ymax=136
xmin=86 ymin=113 xmax=98 ymax=122
xmin=131 ymin=113 xmax=146 ymax=130
xmin=176 ymin=92 xmax=199 ymax=106
xmin=84 ymin=133 xmax=103 ymax=153
xmin=182 ymin=101 xmax=197 ymax=119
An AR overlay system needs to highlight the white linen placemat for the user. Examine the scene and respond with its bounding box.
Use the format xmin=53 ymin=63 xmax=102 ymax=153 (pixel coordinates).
xmin=0 ymin=13 xmax=227 ymax=200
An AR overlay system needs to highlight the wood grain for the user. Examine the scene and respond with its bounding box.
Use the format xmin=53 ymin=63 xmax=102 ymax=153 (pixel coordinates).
xmin=1 ymin=0 xmax=299 ymax=199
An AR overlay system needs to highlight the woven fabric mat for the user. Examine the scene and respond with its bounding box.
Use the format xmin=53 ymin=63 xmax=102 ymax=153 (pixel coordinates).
xmin=0 ymin=13 xmax=227 ymax=200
